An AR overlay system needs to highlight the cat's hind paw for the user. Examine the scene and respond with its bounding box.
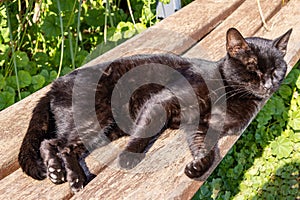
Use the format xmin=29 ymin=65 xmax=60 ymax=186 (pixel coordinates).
xmin=118 ymin=151 xmax=145 ymax=169
xmin=184 ymin=151 xmax=214 ymax=179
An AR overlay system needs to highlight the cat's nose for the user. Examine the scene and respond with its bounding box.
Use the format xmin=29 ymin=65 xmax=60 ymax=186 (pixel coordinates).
xmin=256 ymin=71 xmax=263 ymax=79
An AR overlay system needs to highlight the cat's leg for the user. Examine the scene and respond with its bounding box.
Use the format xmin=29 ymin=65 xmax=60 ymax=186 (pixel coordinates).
xmin=184 ymin=125 xmax=215 ymax=178
xmin=118 ymin=135 xmax=160 ymax=169
xmin=119 ymin=90 xmax=177 ymax=169
xmin=59 ymin=143 xmax=87 ymax=193
xmin=40 ymin=139 xmax=66 ymax=184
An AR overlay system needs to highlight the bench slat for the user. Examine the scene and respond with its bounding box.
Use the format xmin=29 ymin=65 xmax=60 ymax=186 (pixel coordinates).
xmin=85 ymin=0 xmax=246 ymax=65
xmin=175 ymin=1 xmax=300 ymax=199
xmin=0 ymin=169 xmax=71 ymax=199
xmin=0 ymin=87 xmax=50 ymax=180
xmin=71 ymin=1 xmax=300 ymax=199
xmin=184 ymin=0 xmax=283 ymax=60
xmin=255 ymin=0 xmax=300 ymax=72
xmin=0 ymin=0 xmax=245 ymax=181
xmin=0 ymin=0 xmax=245 ymax=199
xmin=1 ymin=0 xmax=299 ymax=198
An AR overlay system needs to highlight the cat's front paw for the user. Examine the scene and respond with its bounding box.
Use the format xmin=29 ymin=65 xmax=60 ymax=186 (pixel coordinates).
xmin=184 ymin=151 xmax=214 ymax=179
xmin=69 ymin=177 xmax=86 ymax=193
xmin=66 ymin=167 xmax=87 ymax=193
xmin=118 ymin=151 xmax=145 ymax=169
xmin=64 ymin=170 xmax=87 ymax=193
xmin=47 ymin=165 xmax=66 ymax=184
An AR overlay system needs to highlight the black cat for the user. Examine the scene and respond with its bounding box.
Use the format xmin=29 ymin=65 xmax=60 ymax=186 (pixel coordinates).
xmin=18 ymin=28 xmax=292 ymax=192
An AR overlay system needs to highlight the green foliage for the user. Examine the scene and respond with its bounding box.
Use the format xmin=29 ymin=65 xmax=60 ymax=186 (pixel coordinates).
xmin=0 ymin=0 xmax=163 ymax=110
xmin=1 ymin=0 xmax=298 ymax=197
xmin=193 ymin=65 xmax=300 ymax=200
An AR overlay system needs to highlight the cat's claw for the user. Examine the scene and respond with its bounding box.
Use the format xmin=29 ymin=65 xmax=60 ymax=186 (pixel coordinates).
xmin=118 ymin=151 xmax=145 ymax=169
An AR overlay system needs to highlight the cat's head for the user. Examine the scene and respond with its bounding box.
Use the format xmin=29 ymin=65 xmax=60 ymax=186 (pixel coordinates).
xmin=222 ymin=28 xmax=292 ymax=99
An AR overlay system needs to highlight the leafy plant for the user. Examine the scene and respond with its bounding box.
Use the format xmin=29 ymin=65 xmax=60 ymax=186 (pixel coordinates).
xmin=0 ymin=0 xmax=193 ymax=110
xmin=0 ymin=0 xmax=162 ymax=110
xmin=193 ymin=63 xmax=300 ymax=199
xmin=1 ymin=0 xmax=298 ymax=198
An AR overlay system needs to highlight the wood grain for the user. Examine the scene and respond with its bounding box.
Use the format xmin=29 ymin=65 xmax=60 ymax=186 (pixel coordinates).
xmin=0 ymin=0 xmax=299 ymax=199
xmin=1 ymin=0 xmax=299 ymax=199
xmin=0 ymin=0 xmax=247 ymax=199
xmin=255 ymin=0 xmax=300 ymax=72
xmin=184 ymin=0 xmax=283 ymax=60
xmin=0 ymin=0 xmax=245 ymax=182
xmin=71 ymin=1 xmax=300 ymax=200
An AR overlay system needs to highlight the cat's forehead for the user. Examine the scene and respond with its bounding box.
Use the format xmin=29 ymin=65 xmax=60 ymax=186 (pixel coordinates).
xmin=245 ymin=37 xmax=273 ymax=48
xmin=245 ymin=37 xmax=281 ymax=59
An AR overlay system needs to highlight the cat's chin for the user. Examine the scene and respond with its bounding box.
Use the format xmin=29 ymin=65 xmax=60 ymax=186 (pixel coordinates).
xmin=250 ymin=92 xmax=269 ymax=100
xmin=259 ymin=86 xmax=279 ymax=99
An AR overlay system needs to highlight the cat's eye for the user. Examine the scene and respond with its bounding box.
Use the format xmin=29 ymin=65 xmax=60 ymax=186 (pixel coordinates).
xmin=245 ymin=56 xmax=258 ymax=72
xmin=246 ymin=64 xmax=258 ymax=72
xmin=272 ymin=70 xmax=279 ymax=79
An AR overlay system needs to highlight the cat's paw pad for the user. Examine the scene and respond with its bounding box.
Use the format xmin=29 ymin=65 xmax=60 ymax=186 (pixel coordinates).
xmin=69 ymin=178 xmax=85 ymax=193
xmin=118 ymin=151 xmax=145 ymax=169
xmin=47 ymin=166 xmax=66 ymax=184
xmin=67 ymin=170 xmax=87 ymax=193
xmin=184 ymin=153 xmax=214 ymax=179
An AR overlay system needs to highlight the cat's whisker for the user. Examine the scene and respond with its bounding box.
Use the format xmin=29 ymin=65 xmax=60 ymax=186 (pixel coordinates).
xmin=210 ymin=86 xmax=230 ymax=93
xmin=202 ymin=78 xmax=227 ymax=81
xmin=214 ymin=88 xmax=247 ymax=105
xmin=238 ymin=90 xmax=250 ymax=99
xmin=226 ymin=89 xmax=246 ymax=101
xmin=208 ymin=84 xmax=244 ymax=100
xmin=210 ymin=83 xmax=250 ymax=94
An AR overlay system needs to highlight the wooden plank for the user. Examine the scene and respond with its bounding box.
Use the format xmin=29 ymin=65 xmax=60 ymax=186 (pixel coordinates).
xmin=255 ymin=0 xmax=300 ymax=71
xmin=70 ymin=1 xmax=300 ymax=200
xmin=0 ymin=0 xmax=245 ymax=199
xmin=0 ymin=0 xmax=298 ymax=199
xmin=0 ymin=86 xmax=50 ymax=180
xmin=184 ymin=0 xmax=283 ymax=60
xmin=0 ymin=169 xmax=72 ymax=200
xmin=0 ymin=0 xmax=245 ymax=181
xmin=182 ymin=0 xmax=299 ymax=198
xmin=72 ymin=130 xmax=195 ymax=200
xmin=85 ymin=0 xmax=246 ymax=65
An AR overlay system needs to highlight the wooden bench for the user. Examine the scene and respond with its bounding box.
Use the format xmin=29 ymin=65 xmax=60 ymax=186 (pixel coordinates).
xmin=0 ymin=0 xmax=299 ymax=199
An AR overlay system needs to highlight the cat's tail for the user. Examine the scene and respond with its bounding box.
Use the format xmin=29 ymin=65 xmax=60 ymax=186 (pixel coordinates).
xmin=18 ymin=94 xmax=53 ymax=180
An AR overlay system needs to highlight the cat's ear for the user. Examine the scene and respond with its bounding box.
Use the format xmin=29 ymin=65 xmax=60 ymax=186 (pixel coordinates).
xmin=272 ymin=28 xmax=292 ymax=56
xmin=226 ymin=28 xmax=250 ymax=57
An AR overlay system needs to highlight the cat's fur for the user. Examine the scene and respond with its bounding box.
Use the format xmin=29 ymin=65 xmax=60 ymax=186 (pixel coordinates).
xmin=18 ymin=28 xmax=292 ymax=192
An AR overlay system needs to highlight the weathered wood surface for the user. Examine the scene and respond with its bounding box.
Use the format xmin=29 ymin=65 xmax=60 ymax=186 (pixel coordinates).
xmin=255 ymin=0 xmax=300 ymax=72
xmin=0 ymin=0 xmax=299 ymax=199
xmin=184 ymin=0 xmax=283 ymax=59
xmin=0 ymin=0 xmax=244 ymax=181
xmin=70 ymin=1 xmax=300 ymax=199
